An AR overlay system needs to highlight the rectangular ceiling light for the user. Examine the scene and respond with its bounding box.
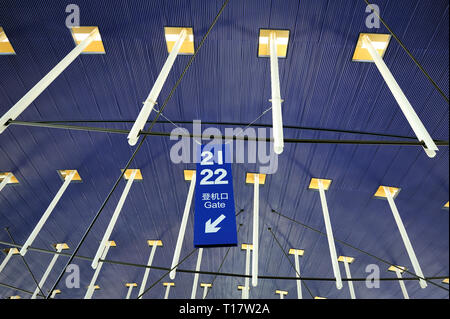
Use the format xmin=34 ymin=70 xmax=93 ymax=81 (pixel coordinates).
xmin=0 ymin=172 xmax=19 ymax=184
xmin=373 ymin=185 xmax=401 ymax=199
xmin=53 ymin=243 xmax=70 ymax=250
xmin=337 ymin=256 xmax=355 ymax=263
xmin=70 ymin=26 xmax=105 ymax=54
xmin=308 ymin=178 xmax=332 ymax=191
xmin=388 ymin=265 xmax=406 ymax=273
xmin=245 ymin=173 xmax=266 ymax=184
xmin=147 ymin=240 xmax=163 ymax=246
xmin=288 ymin=248 xmax=304 ymax=256
xmin=184 ymin=169 xmax=195 ymax=181
xmin=57 ymin=169 xmax=82 ymax=182
xmin=164 ymin=27 xmax=194 ymax=54
xmin=258 ymin=29 xmax=290 ymax=58
xmin=352 ymin=33 xmax=391 ymax=62
xmin=121 ymin=169 xmax=143 ymax=180
xmin=0 ymin=27 xmax=15 ymax=54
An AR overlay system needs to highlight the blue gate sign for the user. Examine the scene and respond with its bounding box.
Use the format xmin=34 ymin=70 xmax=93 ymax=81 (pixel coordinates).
xmin=194 ymin=143 xmax=238 ymax=247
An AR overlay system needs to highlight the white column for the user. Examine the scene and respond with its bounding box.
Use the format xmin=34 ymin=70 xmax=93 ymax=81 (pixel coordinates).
xmin=201 ymin=284 xmax=211 ymax=299
xmin=170 ymin=173 xmax=196 ymax=280
xmin=190 ymin=248 xmax=203 ymax=299
xmin=125 ymin=284 xmax=136 ymax=299
xmin=91 ymin=169 xmax=137 ymax=269
xmin=31 ymin=246 xmax=64 ymax=299
xmin=163 ymin=284 xmax=174 ymax=299
xmin=252 ymin=174 xmax=259 ymax=287
xmin=0 ymin=29 xmax=99 ymax=134
xmin=84 ymin=242 xmax=111 ymax=299
xmin=362 ymin=35 xmax=438 ymax=158
xmin=0 ymin=173 xmax=13 ymax=192
xmin=269 ymin=32 xmax=284 ymax=155
xmin=138 ymin=241 xmax=159 ymax=299
xmin=20 ymin=170 xmax=76 ymax=256
xmin=244 ymin=246 xmax=251 ymax=299
xmin=293 ymin=253 xmax=302 ymax=299
xmin=395 ymin=269 xmax=410 ymax=299
xmin=127 ymin=29 xmax=187 ymax=146
xmin=318 ymin=179 xmax=343 ymax=290
xmin=0 ymin=248 xmax=17 ymax=274
xmin=342 ymin=258 xmax=356 ymax=299
xmin=384 ymin=186 xmax=427 ymax=288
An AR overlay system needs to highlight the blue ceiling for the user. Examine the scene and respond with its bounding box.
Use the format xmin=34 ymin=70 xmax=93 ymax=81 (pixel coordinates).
xmin=0 ymin=0 xmax=448 ymax=299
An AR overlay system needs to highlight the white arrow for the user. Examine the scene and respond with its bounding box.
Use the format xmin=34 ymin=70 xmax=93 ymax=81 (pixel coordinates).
xmin=205 ymin=214 xmax=226 ymax=233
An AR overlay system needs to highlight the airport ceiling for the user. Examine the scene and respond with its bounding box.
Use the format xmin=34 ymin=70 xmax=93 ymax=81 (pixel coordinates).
xmin=0 ymin=0 xmax=448 ymax=299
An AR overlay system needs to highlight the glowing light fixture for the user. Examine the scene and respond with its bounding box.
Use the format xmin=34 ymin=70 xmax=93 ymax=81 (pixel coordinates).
xmin=0 ymin=27 xmax=15 ymax=54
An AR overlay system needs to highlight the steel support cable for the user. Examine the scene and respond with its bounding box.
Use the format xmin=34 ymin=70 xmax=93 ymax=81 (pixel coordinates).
xmin=136 ymin=249 xmax=198 ymax=299
xmin=44 ymin=0 xmax=230 ymax=299
xmin=10 ymin=119 xmax=450 ymax=142
xmin=3 ymin=228 xmax=46 ymax=298
xmin=0 ymin=240 xmax=446 ymax=283
xmin=0 ymin=281 xmax=45 ymax=298
xmin=267 ymin=227 xmax=315 ymax=299
xmin=271 ymin=209 xmax=449 ymax=292
xmin=7 ymin=120 xmax=449 ymax=147
xmin=363 ymin=0 xmax=449 ymax=104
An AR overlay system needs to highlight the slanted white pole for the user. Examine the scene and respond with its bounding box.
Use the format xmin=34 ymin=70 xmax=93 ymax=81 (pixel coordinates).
xmin=190 ymin=248 xmax=203 ymax=299
xmin=0 ymin=248 xmax=18 ymax=274
xmin=20 ymin=170 xmax=76 ymax=256
xmin=269 ymin=32 xmax=284 ymax=155
xmin=170 ymin=173 xmax=196 ymax=280
xmin=125 ymin=283 xmax=137 ymax=299
xmin=163 ymin=283 xmax=174 ymax=299
xmin=127 ymin=29 xmax=187 ymax=146
xmin=252 ymin=174 xmax=259 ymax=287
xmin=238 ymin=285 xmax=248 ymax=299
xmin=383 ymin=186 xmax=427 ymax=289
xmin=31 ymin=245 xmax=65 ymax=299
xmin=138 ymin=240 xmax=161 ymax=299
xmin=91 ymin=169 xmax=137 ymax=269
xmin=317 ymin=179 xmax=343 ymax=290
xmin=340 ymin=257 xmax=356 ymax=299
xmin=0 ymin=173 xmax=13 ymax=192
xmin=85 ymin=242 xmax=112 ymax=299
xmin=395 ymin=268 xmax=409 ymax=299
xmin=275 ymin=290 xmax=288 ymax=299
xmin=201 ymin=283 xmax=212 ymax=299
xmin=0 ymin=29 xmax=99 ymax=134
xmin=49 ymin=290 xmax=61 ymax=299
xmin=243 ymin=244 xmax=252 ymax=299
xmin=362 ymin=35 xmax=438 ymax=158
xmin=289 ymin=249 xmax=304 ymax=299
